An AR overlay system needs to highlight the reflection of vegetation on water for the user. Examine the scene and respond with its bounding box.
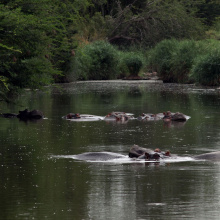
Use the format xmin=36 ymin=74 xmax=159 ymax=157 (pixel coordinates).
xmin=1 ymin=82 xmax=220 ymax=219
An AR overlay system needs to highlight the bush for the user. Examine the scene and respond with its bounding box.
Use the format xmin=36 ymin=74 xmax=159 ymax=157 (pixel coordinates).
xmin=123 ymin=52 xmax=144 ymax=76
xmin=146 ymin=39 xmax=220 ymax=84
xmin=73 ymin=41 xmax=119 ymax=80
xmin=147 ymin=39 xmax=178 ymax=82
xmin=190 ymin=47 xmax=220 ymax=86
xmin=170 ymin=40 xmax=200 ymax=83
xmin=116 ymin=51 xmax=129 ymax=78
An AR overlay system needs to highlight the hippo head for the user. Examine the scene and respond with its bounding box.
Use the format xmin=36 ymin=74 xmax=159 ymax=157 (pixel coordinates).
xmin=17 ymin=109 xmax=30 ymax=119
xmin=66 ymin=113 xmax=80 ymax=119
xmin=144 ymin=152 xmax=160 ymax=161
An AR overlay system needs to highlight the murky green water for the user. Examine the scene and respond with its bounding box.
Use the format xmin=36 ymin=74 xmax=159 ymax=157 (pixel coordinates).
xmin=1 ymin=81 xmax=220 ymax=220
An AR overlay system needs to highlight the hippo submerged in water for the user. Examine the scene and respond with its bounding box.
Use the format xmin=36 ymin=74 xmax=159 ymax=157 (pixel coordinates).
xmin=73 ymin=152 xmax=126 ymax=161
xmin=63 ymin=112 xmax=134 ymax=122
xmin=1 ymin=109 xmax=44 ymax=120
xmin=68 ymin=147 xmax=220 ymax=163
xmin=17 ymin=109 xmax=44 ymax=120
xmin=138 ymin=111 xmax=190 ymax=122
xmin=129 ymin=145 xmax=171 ymax=161
xmin=63 ymin=111 xmax=189 ymax=124
xmin=194 ymin=151 xmax=220 ymax=161
xmin=162 ymin=111 xmax=189 ymax=122
xmin=63 ymin=113 xmax=104 ymax=121
xmin=129 ymin=145 xmax=220 ymax=161
xmin=104 ymin=112 xmax=134 ymax=121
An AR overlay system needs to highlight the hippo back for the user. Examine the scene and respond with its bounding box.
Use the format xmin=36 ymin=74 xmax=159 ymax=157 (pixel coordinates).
xmin=74 ymin=152 xmax=126 ymax=161
xmin=194 ymin=151 xmax=220 ymax=161
xmin=29 ymin=110 xmax=44 ymax=119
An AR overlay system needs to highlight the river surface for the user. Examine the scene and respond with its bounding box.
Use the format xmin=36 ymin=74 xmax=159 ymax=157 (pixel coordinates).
xmin=1 ymin=80 xmax=220 ymax=220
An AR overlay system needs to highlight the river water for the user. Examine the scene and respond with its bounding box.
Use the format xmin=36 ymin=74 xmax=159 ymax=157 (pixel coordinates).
xmin=1 ymin=81 xmax=220 ymax=220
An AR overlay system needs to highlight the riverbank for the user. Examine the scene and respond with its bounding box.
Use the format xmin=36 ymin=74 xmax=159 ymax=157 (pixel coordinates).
xmin=63 ymin=79 xmax=220 ymax=95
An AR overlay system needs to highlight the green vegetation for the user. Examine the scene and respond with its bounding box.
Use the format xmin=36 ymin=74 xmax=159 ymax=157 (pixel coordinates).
xmin=146 ymin=39 xmax=220 ymax=85
xmin=73 ymin=43 xmax=146 ymax=80
xmin=190 ymin=46 xmax=220 ymax=86
xmin=147 ymin=39 xmax=179 ymax=83
xmin=122 ymin=52 xmax=145 ymax=76
xmin=0 ymin=0 xmax=220 ymax=100
xmin=73 ymin=41 xmax=119 ymax=80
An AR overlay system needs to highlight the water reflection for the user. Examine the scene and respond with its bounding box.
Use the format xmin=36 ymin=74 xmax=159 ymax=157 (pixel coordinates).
xmin=1 ymin=81 xmax=220 ymax=219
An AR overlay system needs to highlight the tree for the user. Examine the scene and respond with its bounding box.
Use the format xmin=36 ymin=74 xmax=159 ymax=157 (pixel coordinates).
xmin=0 ymin=2 xmax=59 ymax=95
xmin=105 ymin=0 xmax=205 ymax=47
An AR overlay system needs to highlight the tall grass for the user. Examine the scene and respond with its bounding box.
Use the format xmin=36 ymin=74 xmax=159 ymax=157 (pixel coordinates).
xmin=190 ymin=46 xmax=220 ymax=86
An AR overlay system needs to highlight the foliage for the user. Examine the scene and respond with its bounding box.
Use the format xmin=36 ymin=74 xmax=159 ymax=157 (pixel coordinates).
xmin=196 ymin=0 xmax=220 ymax=26
xmin=0 ymin=2 xmax=59 ymax=94
xmin=105 ymin=0 xmax=205 ymax=47
xmin=73 ymin=41 xmax=119 ymax=80
xmin=190 ymin=46 xmax=220 ymax=86
xmin=147 ymin=39 xmax=178 ymax=82
xmin=0 ymin=0 xmax=220 ymax=101
xmin=170 ymin=40 xmax=201 ymax=83
xmin=147 ymin=39 xmax=220 ymax=85
xmin=206 ymin=19 xmax=220 ymax=40
xmin=122 ymin=52 xmax=145 ymax=76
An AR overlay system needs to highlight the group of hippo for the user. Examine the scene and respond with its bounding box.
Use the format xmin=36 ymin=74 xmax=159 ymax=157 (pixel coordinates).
xmin=0 ymin=110 xmax=189 ymax=122
xmin=1 ymin=109 xmax=220 ymax=161
xmin=64 ymin=111 xmax=190 ymax=122
xmin=73 ymin=144 xmax=220 ymax=162
xmin=1 ymin=110 xmax=189 ymax=122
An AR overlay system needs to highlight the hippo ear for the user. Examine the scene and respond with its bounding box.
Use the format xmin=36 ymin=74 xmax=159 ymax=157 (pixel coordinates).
xmin=165 ymin=151 xmax=170 ymax=156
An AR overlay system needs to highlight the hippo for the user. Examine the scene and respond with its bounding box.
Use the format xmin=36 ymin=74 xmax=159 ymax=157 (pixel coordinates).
xmin=163 ymin=111 xmax=188 ymax=122
xmin=17 ymin=109 xmax=44 ymax=120
xmin=128 ymin=144 xmax=154 ymax=158
xmin=73 ymin=152 xmax=126 ymax=161
xmin=137 ymin=152 xmax=161 ymax=160
xmin=1 ymin=109 xmax=44 ymax=120
xmin=64 ymin=113 xmax=81 ymax=119
xmin=194 ymin=151 xmax=220 ymax=161
xmin=63 ymin=113 xmax=104 ymax=121
xmin=104 ymin=112 xmax=134 ymax=122
xmin=129 ymin=144 xmax=171 ymax=160
xmin=137 ymin=111 xmax=190 ymax=122
xmin=137 ymin=113 xmax=164 ymax=121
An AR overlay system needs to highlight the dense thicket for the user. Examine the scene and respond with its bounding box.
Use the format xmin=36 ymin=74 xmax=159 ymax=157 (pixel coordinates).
xmin=147 ymin=39 xmax=220 ymax=85
xmin=0 ymin=0 xmax=219 ymax=100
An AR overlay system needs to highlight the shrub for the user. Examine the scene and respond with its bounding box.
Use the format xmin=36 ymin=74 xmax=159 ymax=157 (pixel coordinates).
xmin=123 ymin=52 xmax=145 ymax=76
xmin=190 ymin=47 xmax=220 ymax=86
xmin=147 ymin=39 xmax=178 ymax=82
xmin=170 ymin=40 xmax=199 ymax=83
xmin=116 ymin=51 xmax=129 ymax=78
xmin=73 ymin=41 xmax=119 ymax=80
